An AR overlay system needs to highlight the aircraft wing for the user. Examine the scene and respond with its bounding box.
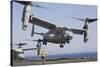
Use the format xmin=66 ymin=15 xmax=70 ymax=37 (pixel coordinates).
xmin=69 ymin=28 xmax=86 ymax=35
xmin=14 ymin=1 xmax=33 ymax=5
xmin=30 ymin=16 xmax=57 ymax=30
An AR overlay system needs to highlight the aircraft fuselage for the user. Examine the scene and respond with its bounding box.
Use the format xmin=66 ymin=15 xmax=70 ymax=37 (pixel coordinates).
xmin=43 ymin=30 xmax=73 ymax=44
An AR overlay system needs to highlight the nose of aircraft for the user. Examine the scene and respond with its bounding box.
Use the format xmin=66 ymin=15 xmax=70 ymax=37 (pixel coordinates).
xmin=69 ymin=36 xmax=73 ymax=40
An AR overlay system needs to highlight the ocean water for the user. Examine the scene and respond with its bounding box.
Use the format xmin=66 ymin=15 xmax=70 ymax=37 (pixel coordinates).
xmin=25 ymin=52 xmax=97 ymax=60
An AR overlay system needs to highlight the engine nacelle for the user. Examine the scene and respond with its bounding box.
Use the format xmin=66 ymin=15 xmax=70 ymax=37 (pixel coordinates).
xmin=83 ymin=20 xmax=89 ymax=43
xmin=83 ymin=30 xmax=88 ymax=42
xmin=22 ymin=4 xmax=31 ymax=30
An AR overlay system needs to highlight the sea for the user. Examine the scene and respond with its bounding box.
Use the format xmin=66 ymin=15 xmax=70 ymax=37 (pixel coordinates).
xmin=25 ymin=52 xmax=97 ymax=60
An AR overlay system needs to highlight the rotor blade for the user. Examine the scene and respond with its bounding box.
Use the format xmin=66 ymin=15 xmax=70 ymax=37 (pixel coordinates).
xmin=31 ymin=25 xmax=34 ymax=37
xmin=88 ymin=18 xmax=97 ymax=22
xmin=33 ymin=4 xmax=49 ymax=9
xmin=13 ymin=43 xmax=27 ymax=45
xmin=25 ymin=39 xmax=43 ymax=42
xmin=22 ymin=48 xmax=37 ymax=51
xmin=19 ymin=43 xmax=28 ymax=45
xmin=34 ymin=32 xmax=44 ymax=36
xmin=25 ymin=39 xmax=38 ymax=42
xmin=12 ymin=44 xmax=18 ymax=45
xmin=14 ymin=1 xmax=49 ymax=9
xmin=14 ymin=1 xmax=33 ymax=6
xmin=69 ymin=16 xmax=85 ymax=21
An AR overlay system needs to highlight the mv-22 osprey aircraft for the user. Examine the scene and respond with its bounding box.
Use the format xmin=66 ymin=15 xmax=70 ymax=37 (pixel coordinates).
xmin=14 ymin=1 xmax=97 ymax=51
xmin=12 ymin=43 xmax=38 ymax=59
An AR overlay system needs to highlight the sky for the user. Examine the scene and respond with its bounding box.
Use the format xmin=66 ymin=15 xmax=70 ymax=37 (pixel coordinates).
xmin=12 ymin=1 xmax=97 ymax=56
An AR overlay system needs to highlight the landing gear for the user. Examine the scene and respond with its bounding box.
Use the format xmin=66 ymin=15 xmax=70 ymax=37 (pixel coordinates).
xmin=43 ymin=42 xmax=47 ymax=45
xmin=67 ymin=40 xmax=70 ymax=44
xmin=43 ymin=39 xmax=47 ymax=45
xmin=84 ymin=38 xmax=88 ymax=43
xmin=87 ymin=38 xmax=88 ymax=41
xmin=60 ymin=45 xmax=64 ymax=48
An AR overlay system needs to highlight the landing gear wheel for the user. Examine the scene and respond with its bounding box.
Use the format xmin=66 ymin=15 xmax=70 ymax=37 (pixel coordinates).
xmin=43 ymin=42 xmax=47 ymax=45
xmin=87 ymin=38 xmax=88 ymax=41
xmin=67 ymin=40 xmax=70 ymax=44
xmin=60 ymin=45 xmax=64 ymax=48
xmin=43 ymin=39 xmax=47 ymax=45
